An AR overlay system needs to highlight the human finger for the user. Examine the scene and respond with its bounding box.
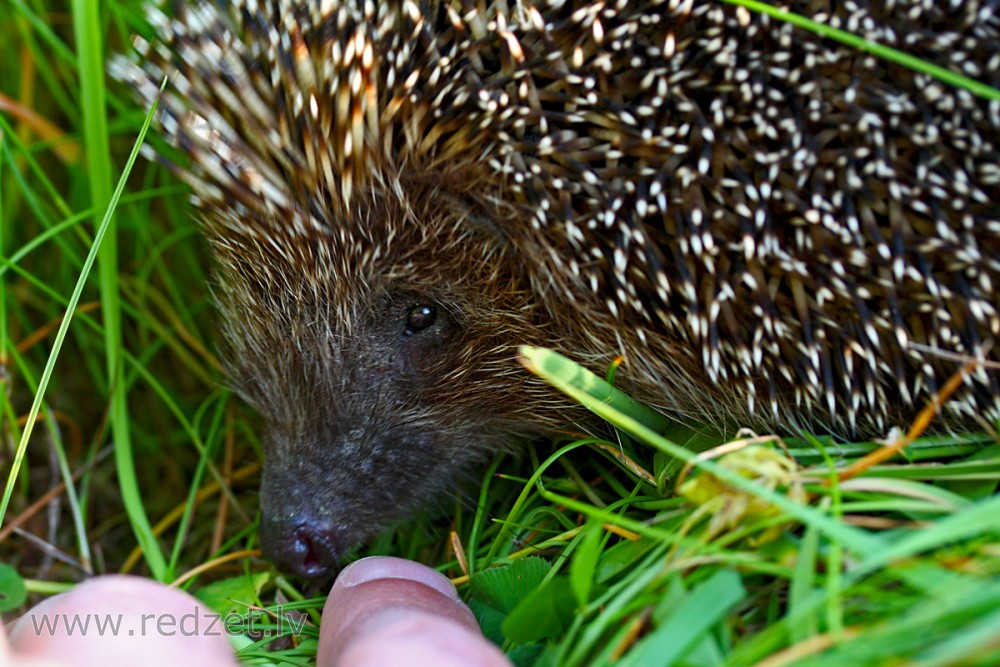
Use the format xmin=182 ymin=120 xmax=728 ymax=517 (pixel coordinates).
xmin=317 ymin=556 xmax=510 ymax=667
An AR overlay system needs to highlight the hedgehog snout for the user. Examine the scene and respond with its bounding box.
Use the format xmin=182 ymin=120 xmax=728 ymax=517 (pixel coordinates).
xmin=259 ymin=511 xmax=343 ymax=579
xmin=258 ymin=454 xmax=351 ymax=579
xmin=256 ymin=422 xmax=473 ymax=579
xmin=256 ymin=425 xmax=396 ymax=579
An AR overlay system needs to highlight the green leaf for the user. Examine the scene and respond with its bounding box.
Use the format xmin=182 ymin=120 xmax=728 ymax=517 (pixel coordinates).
xmin=0 ymin=564 xmax=27 ymax=612
xmin=503 ymin=577 xmax=577 ymax=644
xmin=507 ymin=643 xmax=546 ymax=667
xmin=468 ymin=598 xmax=507 ymax=646
xmin=469 ymin=556 xmax=551 ymax=615
xmin=524 ymin=644 xmax=561 ymax=667
xmin=196 ymin=571 xmax=271 ymax=617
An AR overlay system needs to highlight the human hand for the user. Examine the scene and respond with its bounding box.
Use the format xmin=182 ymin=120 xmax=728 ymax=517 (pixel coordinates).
xmin=2 ymin=557 xmax=510 ymax=667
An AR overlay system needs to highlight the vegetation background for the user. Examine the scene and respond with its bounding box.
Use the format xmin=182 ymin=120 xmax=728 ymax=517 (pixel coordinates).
xmin=1 ymin=1 xmax=999 ymax=665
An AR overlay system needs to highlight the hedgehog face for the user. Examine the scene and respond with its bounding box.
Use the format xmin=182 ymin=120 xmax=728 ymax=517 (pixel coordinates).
xmin=213 ymin=210 xmax=551 ymax=578
xmin=254 ymin=291 xmax=482 ymax=577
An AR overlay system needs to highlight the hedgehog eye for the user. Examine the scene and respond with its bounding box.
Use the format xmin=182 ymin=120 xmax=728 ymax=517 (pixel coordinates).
xmin=405 ymin=304 xmax=437 ymax=334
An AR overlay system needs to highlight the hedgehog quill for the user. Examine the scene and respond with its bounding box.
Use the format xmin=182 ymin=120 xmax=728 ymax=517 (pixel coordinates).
xmin=115 ymin=0 xmax=1000 ymax=578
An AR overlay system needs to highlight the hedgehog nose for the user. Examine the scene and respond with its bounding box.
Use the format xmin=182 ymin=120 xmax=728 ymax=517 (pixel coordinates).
xmin=260 ymin=515 xmax=341 ymax=579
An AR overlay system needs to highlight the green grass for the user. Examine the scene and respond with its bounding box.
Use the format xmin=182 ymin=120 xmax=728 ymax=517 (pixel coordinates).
xmin=1 ymin=2 xmax=999 ymax=666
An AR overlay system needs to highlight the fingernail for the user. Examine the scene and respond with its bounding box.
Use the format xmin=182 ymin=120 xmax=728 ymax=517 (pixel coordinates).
xmin=332 ymin=556 xmax=459 ymax=601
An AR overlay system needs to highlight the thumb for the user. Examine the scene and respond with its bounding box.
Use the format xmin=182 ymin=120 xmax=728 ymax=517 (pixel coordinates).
xmin=317 ymin=557 xmax=510 ymax=667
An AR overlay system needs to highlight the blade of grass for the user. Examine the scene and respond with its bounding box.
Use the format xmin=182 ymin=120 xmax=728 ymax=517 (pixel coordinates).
xmin=722 ymin=0 xmax=1000 ymax=101
xmin=788 ymin=521 xmax=820 ymax=643
xmin=561 ymin=540 xmax=676 ymax=667
xmin=0 ymin=188 xmax=186 ymax=280
xmin=915 ymin=605 xmax=1000 ymax=667
xmin=0 ymin=113 xmax=75 ymax=223
xmin=72 ymin=0 xmax=166 ymax=579
xmin=618 ymin=569 xmax=746 ymax=667
xmin=0 ymin=81 xmax=166 ymax=579
xmin=10 ymin=0 xmax=76 ymax=66
xmin=42 ymin=408 xmax=92 ymax=572
xmin=522 ymin=345 xmax=1000 ymax=649
xmin=9 ymin=0 xmax=80 ymax=124
xmin=1 ymin=132 xmax=5 ymax=370
xmin=519 ymin=346 xmax=884 ymax=557
xmin=467 ymin=455 xmax=505 ymax=575
xmin=166 ymin=391 xmax=228 ymax=580
xmin=484 ymin=438 xmax=610 ymax=563
xmin=851 ymin=492 xmax=1000 ymax=577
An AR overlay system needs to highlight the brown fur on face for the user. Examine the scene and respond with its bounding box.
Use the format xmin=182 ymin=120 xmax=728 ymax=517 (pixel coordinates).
xmin=208 ymin=189 xmax=580 ymax=571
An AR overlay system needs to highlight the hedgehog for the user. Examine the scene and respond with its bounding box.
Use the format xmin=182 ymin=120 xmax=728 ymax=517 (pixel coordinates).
xmin=113 ymin=0 xmax=1000 ymax=578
